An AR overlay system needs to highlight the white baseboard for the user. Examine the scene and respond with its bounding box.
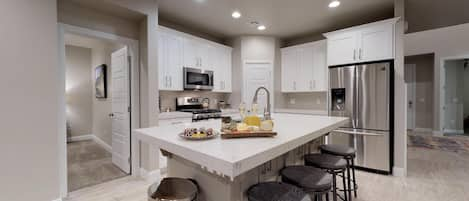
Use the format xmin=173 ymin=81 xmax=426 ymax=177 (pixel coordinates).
xmin=139 ymin=168 xmax=161 ymax=183
xmin=92 ymin=135 xmax=112 ymax=153
xmin=413 ymin=128 xmax=433 ymax=133
xmin=392 ymin=166 xmax=406 ymax=177
xmin=68 ymin=134 xmax=112 ymax=153
xmin=443 ymin=129 xmax=465 ymax=134
xmin=68 ymin=134 xmax=93 ymax=142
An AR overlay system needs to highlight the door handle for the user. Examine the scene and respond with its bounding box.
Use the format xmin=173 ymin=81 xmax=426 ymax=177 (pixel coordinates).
xmin=109 ymin=113 xmax=114 ymax=118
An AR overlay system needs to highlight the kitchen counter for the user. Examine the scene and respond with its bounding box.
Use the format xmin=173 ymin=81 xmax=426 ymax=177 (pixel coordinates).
xmin=133 ymin=113 xmax=347 ymax=201
xmin=274 ymin=108 xmax=328 ymax=116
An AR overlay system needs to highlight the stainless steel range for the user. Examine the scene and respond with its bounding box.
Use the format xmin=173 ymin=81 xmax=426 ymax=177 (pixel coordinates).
xmin=176 ymin=97 xmax=222 ymax=122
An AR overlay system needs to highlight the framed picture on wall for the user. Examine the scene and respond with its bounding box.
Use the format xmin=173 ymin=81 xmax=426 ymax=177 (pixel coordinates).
xmin=95 ymin=64 xmax=107 ymax=99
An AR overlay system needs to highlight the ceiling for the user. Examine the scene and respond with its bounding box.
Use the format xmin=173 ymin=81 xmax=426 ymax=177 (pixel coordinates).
xmin=158 ymin=0 xmax=394 ymax=41
xmin=65 ymin=0 xmax=146 ymax=22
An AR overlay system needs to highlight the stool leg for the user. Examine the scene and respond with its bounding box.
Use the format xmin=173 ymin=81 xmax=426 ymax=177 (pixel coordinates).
xmin=346 ymin=160 xmax=352 ymax=201
xmin=332 ymin=172 xmax=338 ymax=201
xmin=351 ymin=158 xmax=357 ymax=197
xmin=326 ymin=191 xmax=330 ymax=201
xmin=342 ymin=170 xmax=348 ymax=201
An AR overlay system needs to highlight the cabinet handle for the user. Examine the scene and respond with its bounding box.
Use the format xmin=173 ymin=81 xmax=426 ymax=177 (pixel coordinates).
xmin=169 ymin=76 xmax=172 ymax=87
xmin=353 ymin=49 xmax=357 ymax=61
xmin=359 ymin=49 xmax=363 ymax=60
xmin=165 ymin=76 xmax=168 ymax=88
xmin=313 ymin=80 xmax=316 ymax=89
xmin=309 ymin=81 xmax=313 ymax=90
xmin=293 ymin=82 xmax=296 ymax=90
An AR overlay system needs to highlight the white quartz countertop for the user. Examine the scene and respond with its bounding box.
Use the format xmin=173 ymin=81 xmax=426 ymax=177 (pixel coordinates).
xmin=274 ymin=108 xmax=328 ymax=116
xmin=135 ymin=113 xmax=348 ymax=179
xmin=159 ymin=111 xmax=193 ymax=120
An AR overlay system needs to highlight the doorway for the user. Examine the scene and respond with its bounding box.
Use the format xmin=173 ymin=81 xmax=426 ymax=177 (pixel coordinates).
xmin=58 ymin=24 xmax=140 ymax=195
xmin=442 ymin=58 xmax=469 ymax=136
xmin=243 ymin=61 xmax=274 ymax=113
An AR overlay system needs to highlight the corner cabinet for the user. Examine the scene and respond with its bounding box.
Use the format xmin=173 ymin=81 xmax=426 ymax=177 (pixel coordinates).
xmin=324 ymin=18 xmax=399 ymax=66
xmin=157 ymin=26 xmax=232 ymax=92
xmin=281 ymin=40 xmax=327 ymax=93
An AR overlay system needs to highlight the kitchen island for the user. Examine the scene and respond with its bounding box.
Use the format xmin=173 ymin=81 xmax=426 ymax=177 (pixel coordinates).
xmin=133 ymin=113 xmax=348 ymax=201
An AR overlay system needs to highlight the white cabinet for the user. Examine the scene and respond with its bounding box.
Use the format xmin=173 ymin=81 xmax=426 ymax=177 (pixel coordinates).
xmin=159 ymin=118 xmax=192 ymax=126
xmin=213 ymin=47 xmax=232 ymax=92
xmin=158 ymin=31 xmax=183 ymax=91
xmin=281 ymin=40 xmax=327 ymax=93
xmin=158 ymin=26 xmax=232 ymax=92
xmin=324 ymin=18 xmax=398 ymax=66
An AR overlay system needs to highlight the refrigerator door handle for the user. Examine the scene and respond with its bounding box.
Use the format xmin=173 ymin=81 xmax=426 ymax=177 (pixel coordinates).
xmin=352 ymin=67 xmax=358 ymax=128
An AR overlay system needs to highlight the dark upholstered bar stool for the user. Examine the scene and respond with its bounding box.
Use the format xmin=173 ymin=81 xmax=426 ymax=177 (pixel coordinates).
xmin=247 ymin=182 xmax=312 ymax=201
xmin=304 ymin=154 xmax=348 ymax=201
xmin=280 ymin=166 xmax=332 ymax=201
xmin=320 ymin=144 xmax=358 ymax=199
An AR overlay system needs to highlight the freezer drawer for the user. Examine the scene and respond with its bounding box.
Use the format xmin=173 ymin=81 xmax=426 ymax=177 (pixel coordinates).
xmin=328 ymin=129 xmax=390 ymax=173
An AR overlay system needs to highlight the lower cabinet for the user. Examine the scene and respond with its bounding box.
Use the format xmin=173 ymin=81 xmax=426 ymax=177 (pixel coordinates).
xmin=159 ymin=118 xmax=192 ymax=126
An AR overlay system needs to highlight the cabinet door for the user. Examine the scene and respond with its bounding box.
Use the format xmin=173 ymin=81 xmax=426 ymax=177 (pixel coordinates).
xmin=281 ymin=49 xmax=299 ymax=92
xmin=358 ymin=24 xmax=394 ymax=62
xmin=222 ymin=48 xmax=232 ymax=92
xmin=166 ymin=34 xmax=184 ymax=90
xmin=157 ymin=33 xmax=168 ymax=90
xmin=326 ymin=31 xmax=358 ymax=66
xmin=183 ymin=38 xmax=200 ymax=68
xmin=312 ymin=41 xmax=327 ymax=91
xmin=298 ymin=46 xmax=314 ymax=92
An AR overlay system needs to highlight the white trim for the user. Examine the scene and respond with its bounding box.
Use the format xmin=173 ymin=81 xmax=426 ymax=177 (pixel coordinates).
xmin=139 ymin=168 xmax=162 ymax=183
xmin=67 ymin=134 xmax=94 ymax=142
xmin=58 ymin=23 xmax=140 ymax=198
xmin=392 ymin=166 xmax=406 ymax=177
xmin=93 ymin=136 xmax=113 ymax=153
xmin=413 ymin=128 xmax=433 ymax=133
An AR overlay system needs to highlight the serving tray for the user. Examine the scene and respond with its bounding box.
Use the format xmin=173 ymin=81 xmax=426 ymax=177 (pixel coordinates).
xmin=221 ymin=131 xmax=277 ymax=139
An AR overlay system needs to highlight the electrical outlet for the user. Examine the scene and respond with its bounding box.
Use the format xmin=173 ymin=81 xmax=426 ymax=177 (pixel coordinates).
xmin=290 ymin=98 xmax=296 ymax=104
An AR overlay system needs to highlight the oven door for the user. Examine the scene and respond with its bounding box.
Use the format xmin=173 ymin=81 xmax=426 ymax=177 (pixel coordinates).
xmin=184 ymin=67 xmax=213 ymax=90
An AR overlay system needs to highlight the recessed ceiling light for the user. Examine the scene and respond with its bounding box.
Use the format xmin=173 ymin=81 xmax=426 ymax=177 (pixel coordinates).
xmin=329 ymin=0 xmax=341 ymax=8
xmin=232 ymin=11 xmax=241 ymax=19
xmin=257 ymin=25 xmax=266 ymax=31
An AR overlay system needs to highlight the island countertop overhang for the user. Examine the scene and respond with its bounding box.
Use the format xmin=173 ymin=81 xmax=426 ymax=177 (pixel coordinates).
xmin=134 ymin=113 xmax=348 ymax=179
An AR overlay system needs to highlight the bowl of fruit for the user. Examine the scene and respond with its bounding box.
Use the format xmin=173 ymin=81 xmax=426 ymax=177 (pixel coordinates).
xmin=179 ymin=127 xmax=219 ymax=140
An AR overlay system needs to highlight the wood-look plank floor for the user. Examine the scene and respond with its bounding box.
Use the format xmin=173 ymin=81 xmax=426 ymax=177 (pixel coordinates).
xmin=66 ymin=146 xmax=469 ymax=201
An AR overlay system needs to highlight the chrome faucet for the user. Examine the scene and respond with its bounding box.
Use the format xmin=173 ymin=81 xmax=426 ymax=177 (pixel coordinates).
xmin=252 ymin=86 xmax=271 ymax=120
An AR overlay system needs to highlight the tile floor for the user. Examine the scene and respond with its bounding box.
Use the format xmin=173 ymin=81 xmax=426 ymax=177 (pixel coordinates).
xmin=66 ymin=137 xmax=469 ymax=201
xmin=68 ymin=140 xmax=127 ymax=192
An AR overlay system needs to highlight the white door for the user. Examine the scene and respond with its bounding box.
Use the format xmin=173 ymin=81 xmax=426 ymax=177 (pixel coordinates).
xmin=327 ymin=31 xmax=357 ymax=66
xmin=313 ymin=41 xmax=327 ymax=91
xmin=281 ymin=49 xmax=298 ymax=92
xmin=358 ymin=24 xmax=394 ymax=62
xmin=111 ymin=47 xmax=131 ymax=173
xmin=243 ymin=61 xmax=273 ymax=114
xmin=405 ymin=64 xmax=416 ymax=130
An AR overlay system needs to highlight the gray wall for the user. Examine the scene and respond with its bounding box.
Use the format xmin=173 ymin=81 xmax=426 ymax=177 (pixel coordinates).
xmin=66 ymin=45 xmax=93 ymax=138
xmin=283 ymin=93 xmax=328 ymax=110
xmin=405 ymin=0 xmax=469 ymax=33
xmin=0 ymin=0 xmax=60 ymax=200
xmin=405 ymin=54 xmax=434 ymax=129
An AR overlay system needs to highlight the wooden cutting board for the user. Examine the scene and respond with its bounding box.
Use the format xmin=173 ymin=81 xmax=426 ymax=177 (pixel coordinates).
xmin=221 ymin=130 xmax=277 ymax=139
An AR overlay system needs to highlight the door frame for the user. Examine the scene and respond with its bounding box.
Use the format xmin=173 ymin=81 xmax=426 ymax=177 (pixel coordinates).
xmin=405 ymin=64 xmax=416 ymax=130
xmin=57 ymin=23 xmax=140 ymax=197
xmin=242 ymin=60 xmax=275 ymax=111
xmin=440 ymin=55 xmax=469 ymax=134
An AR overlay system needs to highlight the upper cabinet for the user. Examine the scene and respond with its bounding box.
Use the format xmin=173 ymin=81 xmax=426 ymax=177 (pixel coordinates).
xmin=158 ymin=26 xmax=232 ymax=92
xmin=281 ymin=40 xmax=327 ymax=93
xmin=324 ymin=18 xmax=399 ymax=66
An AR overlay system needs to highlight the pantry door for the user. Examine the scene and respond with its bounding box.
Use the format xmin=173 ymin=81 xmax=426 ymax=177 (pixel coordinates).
xmin=111 ymin=47 xmax=131 ymax=173
xmin=243 ymin=61 xmax=274 ymax=114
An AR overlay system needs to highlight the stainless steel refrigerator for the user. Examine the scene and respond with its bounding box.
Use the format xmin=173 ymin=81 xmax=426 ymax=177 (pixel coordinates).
xmin=328 ymin=61 xmax=393 ymax=174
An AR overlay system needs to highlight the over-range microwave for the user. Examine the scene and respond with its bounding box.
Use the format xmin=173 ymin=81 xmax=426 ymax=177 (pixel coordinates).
xmin=183 ymin=67 xmax=214 ymax=90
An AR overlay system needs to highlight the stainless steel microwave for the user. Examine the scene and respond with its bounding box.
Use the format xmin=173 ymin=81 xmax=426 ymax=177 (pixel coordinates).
xmin=183 ymin=67 xmax=214 ymax=90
